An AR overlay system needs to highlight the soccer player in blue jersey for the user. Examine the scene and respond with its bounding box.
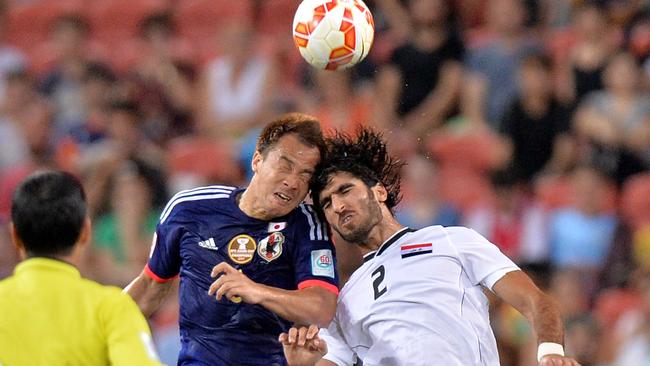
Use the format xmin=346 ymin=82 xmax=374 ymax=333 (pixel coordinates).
xmin=125 ymin=113 xmax=339 ymax=365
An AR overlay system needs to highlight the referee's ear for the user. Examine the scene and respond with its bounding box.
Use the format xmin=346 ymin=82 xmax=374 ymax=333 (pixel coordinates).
xmin=8 ymin=222 xmax=26 ymax=260
xmin=76 ymin=217 xmax=92 ymax=249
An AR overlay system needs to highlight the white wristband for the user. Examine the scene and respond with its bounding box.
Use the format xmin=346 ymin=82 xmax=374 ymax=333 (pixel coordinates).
xmin=537 ymin=342 xmax=565 ymax=362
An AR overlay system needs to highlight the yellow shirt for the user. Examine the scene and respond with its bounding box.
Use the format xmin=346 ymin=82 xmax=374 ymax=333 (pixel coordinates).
xmin=0 ymin=258 xmax=162 ymax=366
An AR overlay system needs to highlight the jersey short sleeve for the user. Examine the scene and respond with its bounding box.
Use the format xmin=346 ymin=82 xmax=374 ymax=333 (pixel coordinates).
xmin=445 ymin=227 xmax=520 ymax=290
xmin=293 ymin=204 xmax=339 ymax=295
xmin=101 ymin=288 xmax=162 ymax=365
xmin=145 ymin=211 xmax=184 ymax=282
xmin=320 ymin=319 xmax=356 ymax=366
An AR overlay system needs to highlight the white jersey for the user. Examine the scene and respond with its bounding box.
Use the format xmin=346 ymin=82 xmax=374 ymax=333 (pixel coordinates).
xmin=321 ymin=226 xmax=520 ymax=366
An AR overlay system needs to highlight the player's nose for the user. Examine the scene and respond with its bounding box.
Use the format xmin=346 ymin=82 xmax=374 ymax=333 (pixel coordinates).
xmin=331 ymin=196 xmax=345 ymax=213
xmin=282 ymin=173 xmax=300 ymax=190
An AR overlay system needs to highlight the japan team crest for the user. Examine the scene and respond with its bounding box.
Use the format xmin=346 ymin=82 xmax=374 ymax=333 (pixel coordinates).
xmin=227 ymin=234 xmax=257 ymax=264
xmin=257 ymin=232 xmax=284 ymax=262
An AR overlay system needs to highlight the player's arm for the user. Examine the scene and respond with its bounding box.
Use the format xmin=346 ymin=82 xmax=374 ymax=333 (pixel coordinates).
xmin=208 ymin=262 xmax=337 ymax=327
xmin=103 ymin=290 xmax=163 ymax=365
xmin=492 ymin=270 xmax=581 ymax=365
xmin=124 ymin=269 xmax=176 ymax=318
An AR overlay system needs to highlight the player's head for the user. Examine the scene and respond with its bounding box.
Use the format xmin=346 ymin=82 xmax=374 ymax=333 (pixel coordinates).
xmin=311 ymin=128 xmax=404 ymax=244
xmin=250 ymin=112 xmax=325 ymax=218
xmin=11 ymin=170 xmax=89 ymax=258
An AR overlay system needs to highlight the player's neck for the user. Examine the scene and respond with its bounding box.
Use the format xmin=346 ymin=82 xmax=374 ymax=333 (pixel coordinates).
xmin=360 ymin=215 xmax=405 ymax=254
xmin=238 ymin=188 xmax=273 ymax=221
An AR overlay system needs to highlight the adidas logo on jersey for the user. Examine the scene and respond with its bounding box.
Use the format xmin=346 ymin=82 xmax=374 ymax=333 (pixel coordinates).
xmin=198 ymin=238 xmax=218 ymax=251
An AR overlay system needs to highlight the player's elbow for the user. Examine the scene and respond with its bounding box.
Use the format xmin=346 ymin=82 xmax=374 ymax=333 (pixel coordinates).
xmin=313 ymin=292 xmax=337 ymax=327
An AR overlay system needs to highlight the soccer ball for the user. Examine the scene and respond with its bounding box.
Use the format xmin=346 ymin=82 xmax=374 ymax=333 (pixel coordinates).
xmin=292 ymin=0 xmax=375 ymax=71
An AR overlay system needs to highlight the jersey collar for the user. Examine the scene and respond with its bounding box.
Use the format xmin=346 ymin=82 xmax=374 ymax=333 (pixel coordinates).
xmin=362 ymin=227 xmax=415 ymax=263
xmin=14 ymin=257 xmax=81 ymax=278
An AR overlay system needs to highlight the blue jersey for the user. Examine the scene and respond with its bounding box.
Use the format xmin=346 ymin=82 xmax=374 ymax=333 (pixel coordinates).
xmin=145 ymin=185 xmax=339 ymax=366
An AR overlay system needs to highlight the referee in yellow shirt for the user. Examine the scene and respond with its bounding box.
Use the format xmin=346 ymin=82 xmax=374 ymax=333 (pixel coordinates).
xmin=0 ymin=170 xmax=162 ymax=366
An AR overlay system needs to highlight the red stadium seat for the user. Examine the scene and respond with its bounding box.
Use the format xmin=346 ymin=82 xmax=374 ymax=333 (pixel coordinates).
xmin=534 ymin=173 xmax=618 ymax=212
xmin=533 ymin=174 xmax=573 ymax=210
xmin=427 ymin=129 xmax=505 ymax=172
xmin=257 ymin=0 xmax=300 ymax=36
xmin=167 ymin=137 xmax=242 ymax=185
xmin=437 ymin=166 xmax=494 ymax=212
xmin=6 ymin=0 xmax=86 ymax=49
xmin=175 ymin=0 xmax=253 ymax=42
xmin=620 ymin=173 xmax=650 ymax=229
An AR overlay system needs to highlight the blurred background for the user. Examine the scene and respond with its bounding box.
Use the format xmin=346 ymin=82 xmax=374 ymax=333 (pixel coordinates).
xmin=0 ymin=0 xmax=648 ymax=365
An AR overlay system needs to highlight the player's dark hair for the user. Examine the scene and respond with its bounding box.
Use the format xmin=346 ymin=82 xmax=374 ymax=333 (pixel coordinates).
xmin=311 ymin=128 xmax=405 ymax=213
xmin=256 ymin=112 xmax=326 ymax=159
xmin=11 ymin=170 xmax=87 ymax=257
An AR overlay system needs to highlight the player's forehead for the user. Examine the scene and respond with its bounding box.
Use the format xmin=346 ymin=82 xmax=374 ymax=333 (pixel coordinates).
xmin=320 ymin=172 xmax=364 ymax=197
xmin=266 ymin=134 xmax=321 ymax=167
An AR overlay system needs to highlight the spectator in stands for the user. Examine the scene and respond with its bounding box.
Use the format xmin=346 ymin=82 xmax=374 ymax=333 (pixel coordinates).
xmin=0 ymin=70 xmax=34 ymax=174
xmin=609 ymin=270 xmax=650 ymax=366
xmin=548 ymin=165 xmax=617 ymax=296
xmin=574 ymin=51 xmax=650 ymax=185
xmin=464 ymin=168 xmax=548 ymax=263
xmin=81 ymin=100 xmax=164 ymax=217
xmin=128 ymin=12 xmax=196 ymax=144
xmin=39 ymin=15 xmax=93 ymax=139
xmin=375 ymin=0 xmax=464 ymax=137
xmin=554 ymin=3 xmax=619 ymax=105
xmin=395 ymin=154 xmax=462 ymax=228
xmin=0 ymin=0 xmax=26 ymax=106
xmin=464 ymin=0 xmax=542 ymax=130
xmin=196 ymin=20 xmax=277 ymax=139
xmin=499 ymin=53 xmax=574 ymax=185
xmin=90 ymin=159 xmax=167 ymax=286
xmin=65 ymin=63 xmax=116 ymax=147
xmin=299 ymin=69 xmax=372 ymax=136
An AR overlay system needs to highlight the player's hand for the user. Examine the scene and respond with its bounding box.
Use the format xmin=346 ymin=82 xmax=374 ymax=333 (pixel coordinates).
xmin=279 ymin=325 xmax=327 ymax=366
xmin=208 ymin=262 xmax=264 ymax=304
xmin=539 ymin=354 xmax=581 ymax=366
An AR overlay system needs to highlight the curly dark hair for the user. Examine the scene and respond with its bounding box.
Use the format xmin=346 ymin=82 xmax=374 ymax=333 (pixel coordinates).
xmin=311 ymin=128 xmax=405 ymax=213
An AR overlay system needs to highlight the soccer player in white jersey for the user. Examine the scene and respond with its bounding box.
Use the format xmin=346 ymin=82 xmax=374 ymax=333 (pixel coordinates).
xmin=279 ymin=128 xmax=581 ymax=366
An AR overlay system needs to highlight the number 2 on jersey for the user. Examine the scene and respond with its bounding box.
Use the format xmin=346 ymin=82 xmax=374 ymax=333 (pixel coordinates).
xmin=371 ymin=265 xmax=387 ymax=300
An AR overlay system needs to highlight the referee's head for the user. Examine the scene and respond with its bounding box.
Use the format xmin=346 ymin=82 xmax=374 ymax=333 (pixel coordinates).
xmin=10 ymin=170 xmax=89 ymax=259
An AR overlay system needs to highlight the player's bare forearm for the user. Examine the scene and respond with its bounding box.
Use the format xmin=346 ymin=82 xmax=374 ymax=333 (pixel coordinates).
xmin=492 ymin=271 xmax=564 ymax=344
xmin=529 ymin=292 xmax=564 ymax=345
xmin=210 ymin=262 xmax=337 ymax=326
xmin=124 ymin=271 xmax=175 ymax=318
xmin=258 ymin=286 xmax=337 ymax=327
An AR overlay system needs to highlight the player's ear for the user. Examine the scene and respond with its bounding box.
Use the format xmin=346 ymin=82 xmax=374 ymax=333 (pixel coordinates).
xmin=372 ymin=184 xmax=388 ymax=203
xmin=251 ymin=150 xmax=263 ymax=174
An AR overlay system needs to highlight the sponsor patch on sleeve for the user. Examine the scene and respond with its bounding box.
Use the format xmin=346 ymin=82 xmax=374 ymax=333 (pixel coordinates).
xmin=311 ymin=249 xmax=334 ymax=278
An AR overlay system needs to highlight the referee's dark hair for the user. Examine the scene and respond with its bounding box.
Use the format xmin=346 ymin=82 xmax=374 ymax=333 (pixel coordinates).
xmin=311 ymin=128 xmax=405 ymax=214
xmin=11 ymin=170 xmax=87 ymax=257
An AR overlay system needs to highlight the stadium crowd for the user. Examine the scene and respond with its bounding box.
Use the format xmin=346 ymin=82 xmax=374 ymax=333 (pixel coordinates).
xmin=0 ymin=0 xmax=648 ymax=365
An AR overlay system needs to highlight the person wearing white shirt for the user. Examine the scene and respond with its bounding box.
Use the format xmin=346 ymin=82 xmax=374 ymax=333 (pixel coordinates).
xmin=280 ymin=128 xmax=580 ymax=366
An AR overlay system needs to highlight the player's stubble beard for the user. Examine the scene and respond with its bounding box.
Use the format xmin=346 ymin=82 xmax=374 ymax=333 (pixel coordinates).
xmin=333 ymin=186 xmax=383 ymax=245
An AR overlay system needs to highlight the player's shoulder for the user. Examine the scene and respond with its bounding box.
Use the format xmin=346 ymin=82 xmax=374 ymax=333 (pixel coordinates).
xmin=413 ymin=225 xmax=488 ymax=244
xmin=291 ymin=203 xmax=330 ymax=241
xmin=158 ymin=184 xmax=238 ymax=224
